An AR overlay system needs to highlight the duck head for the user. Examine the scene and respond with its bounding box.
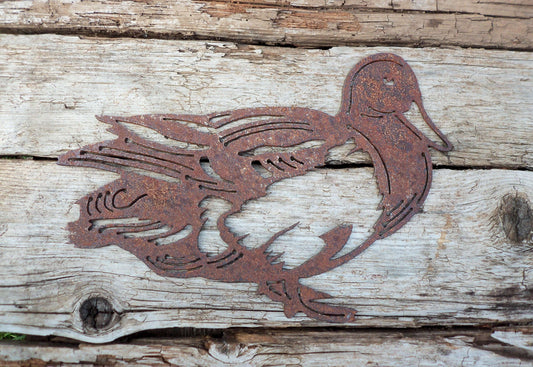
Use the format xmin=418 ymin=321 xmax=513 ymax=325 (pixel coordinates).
xmin=339 ymin=53 xmax=453 ymax=152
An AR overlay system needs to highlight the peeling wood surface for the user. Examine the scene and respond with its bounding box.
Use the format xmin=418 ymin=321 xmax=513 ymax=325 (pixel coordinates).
xmin=0 ymin=160 xmax=532 ymax=342
xmin=1 ymin=34 xmax=532 ymax=170
xmin=2 ymin=329 xmax=533 ymax=366
xmin=0 ymin=1 xmax=531 ymax=49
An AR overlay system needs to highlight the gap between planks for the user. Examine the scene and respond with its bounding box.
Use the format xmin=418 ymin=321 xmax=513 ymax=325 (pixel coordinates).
xmin=3 ymin=157 xmax=533 ymax=174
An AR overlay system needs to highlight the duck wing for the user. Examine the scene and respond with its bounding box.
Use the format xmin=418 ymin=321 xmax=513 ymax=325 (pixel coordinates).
xmin=203 ymin=107 xmax=336 ymax=185
xmin=58 ymin=108 xmax=338 ymax=272
xmin=60 ymin=108 xmax=337 ymax=186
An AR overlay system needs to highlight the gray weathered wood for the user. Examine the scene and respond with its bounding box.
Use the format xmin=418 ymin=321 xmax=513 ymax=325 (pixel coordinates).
xmin=1 ymin=0 xmax=532 ymax=360
xmin=0 ymin=34 xmax=532 ymax=169
xmin=0 ymin=160 xmax=532 ymax=342
xmin=196 ymin=0 xmax=533 ymax=18
xmin=0 ymin=1 xmax=531 ymax=49
xmin=1 ymin=329 xmax=532 ymax=366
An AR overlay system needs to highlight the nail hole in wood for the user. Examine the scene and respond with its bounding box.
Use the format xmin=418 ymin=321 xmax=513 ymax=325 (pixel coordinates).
xmin=498 ymin=193 xmax=533 ymax=243
xmin=79 ymin=297 xmax=116 ymax=331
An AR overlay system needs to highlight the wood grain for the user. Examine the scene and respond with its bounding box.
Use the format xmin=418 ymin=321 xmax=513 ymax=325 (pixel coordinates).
xmin=1 ymin=329 xmax=533 ymax=366
xmin=1 ymin=34 xmax=532 ymax=169
xmin=0 ymin=160 xmax=532 ymax=342
xmin=199 ymin=0 xmax=533 ymax=18
xmin=0 ymin=1 xmax=531 ymax=49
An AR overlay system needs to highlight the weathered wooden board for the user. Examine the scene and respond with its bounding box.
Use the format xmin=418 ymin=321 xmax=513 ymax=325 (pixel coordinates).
xmin=2 ymin=329 xmax=533 ymax=366
xmin=3 ymin=0 xmax=533 ymax=19
xmin=0 ymin=160 xmax=532 ymax=342
xmin=1 ymin=34 xmax=532 ymax=169
xmin=0 ymin=1 xmax=531 ymax=49
xmin=1 ymin=0 xmax=532 ymax=363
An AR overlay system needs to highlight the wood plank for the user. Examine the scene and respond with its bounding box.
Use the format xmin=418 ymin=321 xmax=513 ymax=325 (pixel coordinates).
xmin=1 ymin=34 xmax=532 ymax=169
xmin=1 ymin=329 xmax=533 ymax=366
xmin=0 ymin=160 xmax=532 ymax=342
xmin=391 ymin=0 xmax=533 ymax=18
xmin=0 ymin=1 xmax=531 ymax=49
xmin=193 ymin=0 xmax=533 ymax=18
xmin=3 ymin=0 xmax=531 ymax=18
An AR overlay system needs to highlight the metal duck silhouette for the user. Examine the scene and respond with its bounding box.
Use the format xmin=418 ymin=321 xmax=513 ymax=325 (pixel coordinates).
xmin=59 ymin=53 xmax=452 ymax=322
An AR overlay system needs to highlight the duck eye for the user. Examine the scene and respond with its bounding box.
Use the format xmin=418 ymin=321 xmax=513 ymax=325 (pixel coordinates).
xmin=383 ymin=78 xmax=394 ymax=86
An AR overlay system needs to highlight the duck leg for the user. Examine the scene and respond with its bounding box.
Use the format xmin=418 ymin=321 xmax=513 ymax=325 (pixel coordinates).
xmin=290 ymin=224 xmax=354 ymax=278
xmin=250 ymin=224 xmax=357 ymax=322
xmin=208 ymin=214 xmax=358 ymax=321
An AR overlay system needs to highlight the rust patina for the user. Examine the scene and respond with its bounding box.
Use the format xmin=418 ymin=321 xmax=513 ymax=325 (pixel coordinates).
xmin=59 ymin=53 xmax=453 ymax=322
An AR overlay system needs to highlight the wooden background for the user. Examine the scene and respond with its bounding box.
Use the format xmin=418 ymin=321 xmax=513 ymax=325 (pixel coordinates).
xmin=0 ymin=1 xmax=532 ymax=365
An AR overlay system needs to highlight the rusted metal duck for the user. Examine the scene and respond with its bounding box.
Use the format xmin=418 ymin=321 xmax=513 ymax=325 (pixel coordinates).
xmin=59 ymin=53 xmax=452 ymax=322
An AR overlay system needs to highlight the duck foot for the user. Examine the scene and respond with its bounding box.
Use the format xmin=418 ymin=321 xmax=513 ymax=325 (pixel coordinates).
xmin=259 ymin=280 xmax=356 ymax=323
xmin=287 ymin=283 xmax=357 ymax=323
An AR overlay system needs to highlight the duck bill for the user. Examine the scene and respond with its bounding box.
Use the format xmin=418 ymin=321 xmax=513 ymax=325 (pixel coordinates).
xmin=415 ymin=97 xmax=453 ymax=152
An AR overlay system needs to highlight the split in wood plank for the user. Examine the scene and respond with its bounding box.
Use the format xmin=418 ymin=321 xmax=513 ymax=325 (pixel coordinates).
xmin=0 ymin=35 xmax=532 ymax=170
xmin=1 ymin=329 xmax=533 ymax=366
xmin=0 ymin=1 xmax=531 ymax=49
xmin=0 ymin=160 xmax=532 ymax=342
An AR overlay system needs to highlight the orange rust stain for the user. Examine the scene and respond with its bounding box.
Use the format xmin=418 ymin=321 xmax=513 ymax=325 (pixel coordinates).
xmin=199 ymin=2 xmax=259 ymax=18
xmin=275 ymin=10 xmax=361 ymax=32
xmin=425 ymin=215 xmax=453 ymax=275
xmin=198 ymin=1 xmax=361 ymax=32
xmin=233 ymin=331 xmax=277 ymax=344
xmin=435 ymin=215 xmax=453 ymax=260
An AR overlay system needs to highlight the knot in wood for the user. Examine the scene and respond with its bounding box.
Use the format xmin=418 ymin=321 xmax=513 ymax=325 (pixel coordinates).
xmin=499 ymin=194 xmax=533 ymax=244
xmin=79 ymin=297 xmax=116 ymax=331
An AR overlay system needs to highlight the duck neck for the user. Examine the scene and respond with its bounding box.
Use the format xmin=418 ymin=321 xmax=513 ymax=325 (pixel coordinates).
xmin=338 ymin=108 xmax=425 ymax=158
xmin=337 ymin=108 xmax=382 ymax=143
